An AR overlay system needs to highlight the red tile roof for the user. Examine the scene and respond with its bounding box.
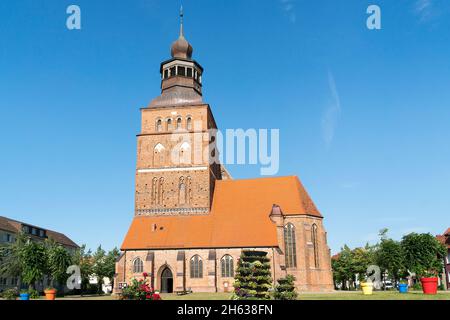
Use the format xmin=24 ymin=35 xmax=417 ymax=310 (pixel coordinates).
xmin=121 ymin=176 xmax=322 ymax=250
xmin=0 ymin=216 xmax=78 ymax=248
xmin=436 ymin=228 xmax=450 ymax=249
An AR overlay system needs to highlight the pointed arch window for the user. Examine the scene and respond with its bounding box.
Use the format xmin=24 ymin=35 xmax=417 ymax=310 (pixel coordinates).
xmin=284 ymin=223 xmax=297 ymax=268
xmin=221 ymin=255 xmax=234 ymax=278
xmin=190 ymin=255 xmax=203 ymax=278
xmin=133 ymin=258 xmax=144 ymax=273
xmin=153 ymin=143 xmax=165 ymax=166
xmin=186 ymin=117 xmax=192 ymax=130
xmin=312 ymin=224 xmax=319 ymax=268
xmin=176 ymin=117 xmax=182 ymax=130
xmin=179 ymin=142 xmax=191 ymax=165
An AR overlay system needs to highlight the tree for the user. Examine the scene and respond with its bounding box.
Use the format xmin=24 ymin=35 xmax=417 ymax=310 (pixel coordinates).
xmin=401 ymin=232 xmax=447 ymax=278
xmin=92 ymin=246 xmax=107 ymax=294
xmin=71 ymin=245 xmax=93 ymax=294
xmin=351 ymin=244 xmax=376 ymax=282
xmin=104 ymin=248 xmax=120 ymax=291
xmin=18 ymin=240 xmax=47 ymax=290
xmin=273 ymin=274 xmax=298 ymax=300
xmin=375 ymin=236 xmax=407 ymax=283
xmin=46 ymin=239 xmax=72 ymax=291
xmin=332 ymin=244 xmax=376 ymax=290
xmin=233 ymin=251 xmax=272 ymax=300
xmin=0 ymin=232 xmax=28 ymax=281
xmin=332 ymin=245 xmax=356 ymax=290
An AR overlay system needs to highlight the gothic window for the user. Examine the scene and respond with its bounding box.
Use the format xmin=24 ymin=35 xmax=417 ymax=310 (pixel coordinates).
xmin=186 ymin=117 xmax=192 ymax=130
xmin=133 ymin=258 xmax=144 ymax=273
xmin=312 ymin=224 xmax=319 ymax=268
xmin=284 ymin=223 xmax=297 ymax=268
xmin=166 ymin=119 xmax=173 ymax=131
xmin=221 ymin=255 xmax=234 ymax=278
xmin=179 ymin=177 xmax=186 ymax=205
xmin=190 ymin=255 xmax=203 ymax=278
xmin=176 ymin=117 xmax=182 ymax=130
xmin=153 ymin=143 xmax=165 ymax=166
xmin=156 ymin=119 xmax=162 ymax=132
xmin=179 ymin=142 xmax=191 ymax=165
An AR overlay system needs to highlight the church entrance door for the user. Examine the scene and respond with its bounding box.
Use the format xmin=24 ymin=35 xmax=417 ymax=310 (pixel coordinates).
xmin=160 ymin=267 xmax=173 ymax=293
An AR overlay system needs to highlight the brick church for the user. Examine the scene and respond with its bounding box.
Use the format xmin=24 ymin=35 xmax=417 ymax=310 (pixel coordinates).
xmin=114 ymin=13 xmax=334 ymax=294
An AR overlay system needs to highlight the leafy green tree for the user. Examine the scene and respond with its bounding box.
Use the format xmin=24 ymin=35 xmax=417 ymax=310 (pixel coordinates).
xmin=92 ymin=246 xmax=107 ymax=294
xmin=0 ymin=232 xmax=28 ymax=280
xmin=332 ymin=244 xmax=376 ymax=289
xmin=104 ymin=247 xmax=120 ymax=290
xmin=71 ymin=245 xmax=93 ymax=294
xmin=375 ymin=236 xmax=407 ymax=283
xmin=332 ymin=245 xmax=354 ymax=290
xmin=351 ymin=244 xmax=376 ymax=282
xmin=401 ymin=233 xmax=447 ymax=278
xmin=46 ymin=239 xmax=72 ymax=290
xmin=18 ymin=240 xmax=47 ymax=290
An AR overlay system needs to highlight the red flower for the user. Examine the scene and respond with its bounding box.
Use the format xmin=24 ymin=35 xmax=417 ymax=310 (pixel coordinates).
xmin=152 ymin=293 xmax=161 ymax=300
xmin=143 ymin=272 xmax=148 ymax=278
xmin=146 ymin=294 xmax=151 ymax=299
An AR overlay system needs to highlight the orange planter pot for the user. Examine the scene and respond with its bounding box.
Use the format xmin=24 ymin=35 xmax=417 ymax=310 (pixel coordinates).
xmin=44 ymin=289 xmax=57 ymax=300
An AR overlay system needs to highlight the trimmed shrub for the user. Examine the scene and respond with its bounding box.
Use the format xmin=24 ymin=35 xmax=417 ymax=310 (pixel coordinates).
xmin=274 ymin=275 xmax=298 ymax=300
xmin=232 ymin=251 xmax=272 ymax=300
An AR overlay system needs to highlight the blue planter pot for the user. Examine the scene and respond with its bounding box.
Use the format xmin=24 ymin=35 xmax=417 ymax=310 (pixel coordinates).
xmin=398 ymin=283 xmax=408 ymax=293
xmin=19 ymin=293 xmax=30 ymax=300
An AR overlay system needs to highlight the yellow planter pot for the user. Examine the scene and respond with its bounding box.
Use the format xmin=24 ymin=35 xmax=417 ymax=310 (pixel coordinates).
xmin=361 ymin=282 xmax=374 ymax=295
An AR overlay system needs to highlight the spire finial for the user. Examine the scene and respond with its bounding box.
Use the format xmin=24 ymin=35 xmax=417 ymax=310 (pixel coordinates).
xmin=179 ymin=5 xmax=184 ymax=38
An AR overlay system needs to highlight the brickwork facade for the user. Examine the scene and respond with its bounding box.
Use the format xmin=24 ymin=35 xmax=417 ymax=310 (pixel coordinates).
xmin=115 ymin=19 xmax=334 ymax=294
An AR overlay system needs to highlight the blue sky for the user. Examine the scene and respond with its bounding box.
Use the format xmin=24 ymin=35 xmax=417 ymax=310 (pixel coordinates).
xmin=0 ymin=0 xmax=449 ymax=253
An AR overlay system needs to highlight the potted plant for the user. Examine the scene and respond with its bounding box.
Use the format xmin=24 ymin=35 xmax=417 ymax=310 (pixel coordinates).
xmin=44 ymin=287 xmax=57 ymax=300
xmin=19 ymin=290 xmax=30 ymax=300
xmin=398 ymin=280 xmax=408 ymax=294
xmin=360 ymin=274 xmax=373 ymax=295
xmin=420 ymin=271 xmax=439 ymax=295
xmin=401 ymin=233 xmax=446 ymax=295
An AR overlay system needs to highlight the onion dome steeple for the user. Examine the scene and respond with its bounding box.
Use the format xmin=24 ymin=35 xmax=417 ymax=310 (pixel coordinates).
xmin=171 ymin=7 xmax=193 ymax=59
xmin=148 ymin=7 xmax=204 ymax=108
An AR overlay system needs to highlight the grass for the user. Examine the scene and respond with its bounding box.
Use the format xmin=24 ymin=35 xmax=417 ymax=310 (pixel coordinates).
xmin=298 ymin=290 xmax=450 ymax=300
xmin=6 ymin=290 xmax=448 ymax=300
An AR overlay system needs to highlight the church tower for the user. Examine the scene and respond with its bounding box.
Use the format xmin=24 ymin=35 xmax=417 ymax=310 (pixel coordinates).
xmin=135 ymin=9 xmax=222 ymax=216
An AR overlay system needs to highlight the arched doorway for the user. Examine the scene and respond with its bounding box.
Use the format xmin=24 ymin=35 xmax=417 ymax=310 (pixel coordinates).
xmin=160 ymin=267 xmax=173 ymax=293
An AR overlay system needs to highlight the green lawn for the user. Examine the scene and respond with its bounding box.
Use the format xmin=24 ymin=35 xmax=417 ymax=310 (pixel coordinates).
xmin=298 ymin=290 xmax=450 ymax=300
xmin=8 ymin=290 xmax=449 ymax=300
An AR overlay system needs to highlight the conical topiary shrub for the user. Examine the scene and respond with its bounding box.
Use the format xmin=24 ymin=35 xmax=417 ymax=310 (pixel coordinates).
xmin=273 ymin=274 xmax=298 ymax=300
xmin=232 ymin=250 xmax=272 ymax=300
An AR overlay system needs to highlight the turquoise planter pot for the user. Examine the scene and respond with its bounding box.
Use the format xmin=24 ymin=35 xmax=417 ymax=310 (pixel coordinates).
xmin=19 ymin=293 xmax=30 ymax=300
xmin=398 ymin=283 xmax=408 ymax=293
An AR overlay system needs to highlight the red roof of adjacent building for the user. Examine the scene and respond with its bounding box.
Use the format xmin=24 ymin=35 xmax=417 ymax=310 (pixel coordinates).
xmin=121 ymin=176 xmax=322 ymax=250
xmin=436 ymin=228 xmax=450 ymax=249
xmin=0 ymin=216 xmax=78 ymax=248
